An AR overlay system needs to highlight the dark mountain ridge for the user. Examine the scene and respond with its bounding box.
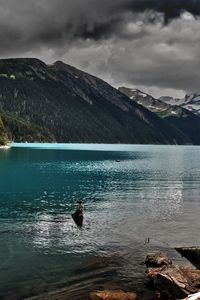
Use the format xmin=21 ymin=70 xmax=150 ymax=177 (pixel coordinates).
xmin=0 ymin=58 xmax=192 ymax=145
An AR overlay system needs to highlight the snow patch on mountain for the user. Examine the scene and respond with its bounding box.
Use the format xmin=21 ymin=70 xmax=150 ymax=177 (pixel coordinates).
xmin=160 ymin=93 xmax=200 ymax=116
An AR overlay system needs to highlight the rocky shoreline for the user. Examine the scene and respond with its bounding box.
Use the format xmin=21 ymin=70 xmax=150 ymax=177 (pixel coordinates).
xmin=88 ymin=248 xmax=200 ymax=300
xmin=145 ymin=249 xmax=200 ymax=300
xmin=24 ymin=247 xmax=200 ymax=300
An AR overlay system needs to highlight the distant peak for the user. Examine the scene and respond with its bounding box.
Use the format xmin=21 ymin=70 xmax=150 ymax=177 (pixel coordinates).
xmin=52 ymin=61 xmax=75 ymax=70
xmin=53 ymin=60 xmax=66 ymax=66
xmin=52 ymin=61 xmax=76 ymax=72
xmin=52 ymin=61 xmax=92 ymax=78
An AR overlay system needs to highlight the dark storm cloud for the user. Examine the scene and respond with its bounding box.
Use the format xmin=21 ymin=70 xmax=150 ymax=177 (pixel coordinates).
xmin=0 ymin=0 xmax=200 ymax=96
xmin=1 ymin=0 xmax=200 ymax=53
xmin=125 ymin=0 xmax=200 ymax=24
xmin=0 ymin=0 xmax=128 ymax=58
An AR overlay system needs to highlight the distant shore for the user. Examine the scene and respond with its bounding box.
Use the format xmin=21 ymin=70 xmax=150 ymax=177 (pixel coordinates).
xmin=0 ymin=144 xmax=11 ymax=149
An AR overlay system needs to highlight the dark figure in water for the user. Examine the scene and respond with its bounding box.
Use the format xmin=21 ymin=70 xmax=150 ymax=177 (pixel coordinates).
xmin=72 ymin=200 xmax=84 ymax=227
xmin=144 ymin=238 xmax=150 ymax=245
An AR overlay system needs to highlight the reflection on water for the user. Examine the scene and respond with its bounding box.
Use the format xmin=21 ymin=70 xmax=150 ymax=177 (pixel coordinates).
xmin=0 ymin=144 xmax=200 ymax=299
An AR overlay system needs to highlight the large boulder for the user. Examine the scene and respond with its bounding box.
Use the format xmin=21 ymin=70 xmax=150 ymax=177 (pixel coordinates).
xmin=89 ymin=290 xmax=137 ymax=300
xmin=145 ymin=252 xmax=172 ymax=268
xmin=145 ymin=252 xmax=200 ymax=299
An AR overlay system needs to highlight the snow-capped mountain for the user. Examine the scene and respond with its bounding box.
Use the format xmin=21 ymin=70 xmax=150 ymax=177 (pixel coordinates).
xmin=120 ymin=86 xmax=200 ymax=117
xmin=119 ymin=87 xmax=170 ymax=113
xmin=159 ymin=93 xmax=200 ymax=116
xmin=119 ymin=86 xmax=200 ymax=145
xmin=183 ymin=93 xmax=200 ymax=116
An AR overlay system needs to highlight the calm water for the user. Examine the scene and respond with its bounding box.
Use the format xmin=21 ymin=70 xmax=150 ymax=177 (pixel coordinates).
xmin=0 ymin=144 xmax=200 ymax=299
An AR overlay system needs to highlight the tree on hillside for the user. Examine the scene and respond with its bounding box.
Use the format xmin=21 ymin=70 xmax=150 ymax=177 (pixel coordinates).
xmin=0 ymin=117 xmax=8 ymax=145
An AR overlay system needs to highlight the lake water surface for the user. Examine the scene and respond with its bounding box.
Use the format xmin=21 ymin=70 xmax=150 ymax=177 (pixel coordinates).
xmin=0 ymin=144 xmax=200 ymax=299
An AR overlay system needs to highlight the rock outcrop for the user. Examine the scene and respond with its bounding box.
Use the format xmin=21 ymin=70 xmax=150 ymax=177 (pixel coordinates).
xmin=145 ymin=252 xmax=172 ymax=268
xmin=145 ymin=252 xmax=200 ymax=299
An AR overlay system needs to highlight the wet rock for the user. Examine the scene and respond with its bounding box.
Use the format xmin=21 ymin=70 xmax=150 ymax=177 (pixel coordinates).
xmin=176 ymin=247 xmax=200 ymax=269
xmin=146 ymin=263 xmax=200 ymax=299
xmin=89 ymin=290 xmax=137 ymax=300
xmin=145 ymin=252 xmax=172 ymax=268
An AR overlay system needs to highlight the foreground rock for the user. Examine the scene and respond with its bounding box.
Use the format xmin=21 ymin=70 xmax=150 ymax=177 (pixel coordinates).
xmin=145 ymin=252 xmax=172 ymax=268
xmin=145 ymin=252 xmax=200 ymax=299
xmin=89 ymin=290 xmax=137 ymax=300
xmin=176 ymin=247 xmax=200 ymax=269
xmin=182 ymin=292 xmax=200 ymax=300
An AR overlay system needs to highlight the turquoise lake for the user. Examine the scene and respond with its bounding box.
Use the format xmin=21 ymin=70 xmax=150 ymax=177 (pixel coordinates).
xmin=0 ymin=144 xmax=200 ymax=299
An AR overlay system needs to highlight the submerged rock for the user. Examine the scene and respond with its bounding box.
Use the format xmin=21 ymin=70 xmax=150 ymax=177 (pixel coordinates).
xmin=176 ymin=247 xmax=200 ymax=269
xmin=145 ymin=252 xmax=172 ymax=268
xmin=89 ymin=290 xmax=137 ymax=300
xmin=76 ymin=251 xmax=128 ymax=273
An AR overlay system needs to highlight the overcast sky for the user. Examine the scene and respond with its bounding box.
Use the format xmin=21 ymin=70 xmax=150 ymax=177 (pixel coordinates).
xmin=0 ymin=0 xmax=200 ymax=97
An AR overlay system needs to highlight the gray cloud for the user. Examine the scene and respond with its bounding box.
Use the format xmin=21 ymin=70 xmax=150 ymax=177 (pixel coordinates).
xmin=1 ymin=0 xmax=200 ymax=53
xmin=0 ymin=0 xmax=200 ymax=97
xmin=60 ymin=14 xmax=200 ymax=97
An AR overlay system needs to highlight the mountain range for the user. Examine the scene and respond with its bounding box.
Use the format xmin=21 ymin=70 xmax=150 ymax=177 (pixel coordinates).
xmin=160 ymin=94 xmax=200 ymax=116
xmin=119 ymin=87 xmax=200 ymax=145
xmin=0 ymin=58 xmax=199 ymax=145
